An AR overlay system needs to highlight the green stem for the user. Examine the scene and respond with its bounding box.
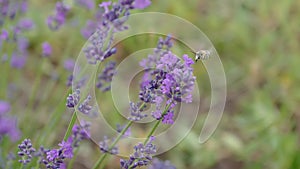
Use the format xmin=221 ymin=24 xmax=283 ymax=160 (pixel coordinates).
xmin=143 ymin=103 xmax=171 ymax=144
xmin=92 ymin=102 xmax=146 ymax=169
xmin=19 ymin=163 xmax=23 ymax=169
xmin=128 ymin=103 xmax=172 ymax=169
xmin=63 ymin=111 xmax=77 ymax=141
xmin=93 ymin=121 xmax=133 ymax=169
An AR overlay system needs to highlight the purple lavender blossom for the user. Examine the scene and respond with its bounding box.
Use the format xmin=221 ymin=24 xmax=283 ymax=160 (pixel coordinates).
xmin=66 ymin=89 xmax=80 ymax=108
xmin=83 ymin=0 xmax=150 ymax=64
xmin=0 ymin=100 xmax=10 ymax=115
xmin=99 ymin=136 xmax=119 ymax=155
xmin=10 ymin=37 xmax=29 ymax=69
xmin=10 ymin=52 xmax=27 ymax=69
xmin=128 ymin=102 xmax=147 ymax=121
xmin=0 ymin=29 xmax=9 ymax=40
xmin=40 ymin=122 xmax=90 ymax=168
xmin=17 ymin=139 xmax=36 ymax=164
xmin=162 ymin=110 xmax=174 ymax=124
xmin=148 ymin=158 xmax=176 ymax=169
xmin=139 ymin=36 xmax=196 ymax=127
xmin=151 ymin=110 xmax=162 ymax=120
xmin=99 ymin=1 xmax=111 ymax=13
xmin=42 ymin=42 xmax=52 ymax=57
xmin=47 ymin=2 xmax=70 ymax=30
xmin=78 ymin=95 xmax=92 ymax=115
xmin=120 ymin=136 xmax=156 ymax=169
xmin=0 ymin=0 xmax=28 ymax=21
xmin=71 ymin=122 xmax=91 ymax=147
xmin=133 ymin=0 xmax=151 ymax=9
xmin=0 ymin=116 xmax=21 ymax=141
xmin=58 ymin=138 xmax=73 ymax=158
xmin=43 ymin=148 xmax=65 ymax=168
xmin=63 ymin=59 xmax=75 ymax=72
xmin=17 ymin=18 xmax=34 ymax=31
xmin=96 ymin=61 xmax=117 ymax=92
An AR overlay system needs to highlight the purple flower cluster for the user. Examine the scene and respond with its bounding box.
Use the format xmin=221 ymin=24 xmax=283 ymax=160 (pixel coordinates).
xmin=0 ymin=0 xmax=35 ymax=69
xmin=120 ymin=136 xmax=156 ymax=169
xmin=42 ymin=42 xmax=52 ymax=57
xmin=138 ymin=36 xmax=196 ymax=124
xmin=0 ymin=0 xmax=28 ymax=22
xmin=0 ymin=101 xmax=21 ymax=142
xmin=99 ymin=136 xmax=119 ymax=155
xmin=18 ymin=123 xmax=90 ymax=168
xmin=63 ymin=59 xmax=75 ymax=72
xmin=82 ymin=0 xmax=151 ymax=64
xmin=96 ymin=61 xmax=117 ymax=92
xmin=78 ymin=95 xmax=92 ymax=115
xmin=66 ymin=89 xmax=93 ymax=115
xmin=47 ymin=2 xmax=70 ymax=31
xmin=17 ymin=139 xmax=36 ymax=164
xmin=42 ymin=138 xmax=72 ymax=168
xmin=66 ymin=89 xmax=80 ymax=108
xmin=128 ymin=102 xmax=147 ymax=121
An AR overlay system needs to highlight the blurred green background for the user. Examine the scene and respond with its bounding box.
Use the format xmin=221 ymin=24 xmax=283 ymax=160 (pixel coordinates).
xmin=1 ymin=0 xmax=300 ymax=169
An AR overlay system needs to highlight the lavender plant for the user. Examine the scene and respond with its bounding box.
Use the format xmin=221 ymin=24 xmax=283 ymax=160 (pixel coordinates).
xmin=90 ymin=34 xmax=195 ymax=169
xmin=0 ymin=0 xmax=198 ymax=169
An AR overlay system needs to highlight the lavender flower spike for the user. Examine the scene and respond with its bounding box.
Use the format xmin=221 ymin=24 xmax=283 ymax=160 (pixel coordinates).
xmin=18 ymin=139 xmax=36 ymax=164
xmin=42 ymin=42 xmax=52 ymax=57
xmin=78 ymin=95 xmax=92 ymax=115
xmin=99 ymin=136 xmax=119 ymax=155
xmin=47 ymin=2 xmax=70 ymax=30
xmin=96 ymin=61 xmax=117 ymax=92
xmin=120 ymin=136 xmax=156 ymax=169
xmin=128 ymin=102 xmax=147 ymax=121
xmin=66 ymin=89 xmax=80 ymax=108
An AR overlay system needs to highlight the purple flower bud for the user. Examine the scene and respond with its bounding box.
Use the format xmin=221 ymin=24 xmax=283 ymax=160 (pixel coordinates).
xmin=78 ymin=95 xmax=92 ymax=115
xmin=17 ymin=139 xmax=36 ymax=164
xmin=18 ymin=18 xmax=34 ymax=30
xmin=63 ymin=59 xmax=75 ymax=72
xmin=128 ymin=102 xmax=147 ymax=121
xmin=162 ymin=111 xmax=174 ymax=124
xmin=10 ymin=53 xmax=27 ymax=69
xmin=66 ymin=89 xmax=80 ymax=108
xmin=0 ymin=100 xmax=10 ymax=115
xmin=42 ymin=42 xmax=52 ymax=57
xmin=96 ymin=61 xmax=117 ymax=92
xmin=99 ymin=136 xmax=119 ymax=155
xmin=99 ymin=1 xmax=112 ymax=13
xmin=47 ymin=2 xmax=70 ymax=31
xmin=120 ymin=136 xmax=156 ymax=168
xmin=0 ymin=29 xmax=9 ymax=40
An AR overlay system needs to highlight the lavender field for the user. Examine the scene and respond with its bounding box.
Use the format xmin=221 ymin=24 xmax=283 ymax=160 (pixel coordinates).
xmin=0 ymin=0 xmax=299 ymax=169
